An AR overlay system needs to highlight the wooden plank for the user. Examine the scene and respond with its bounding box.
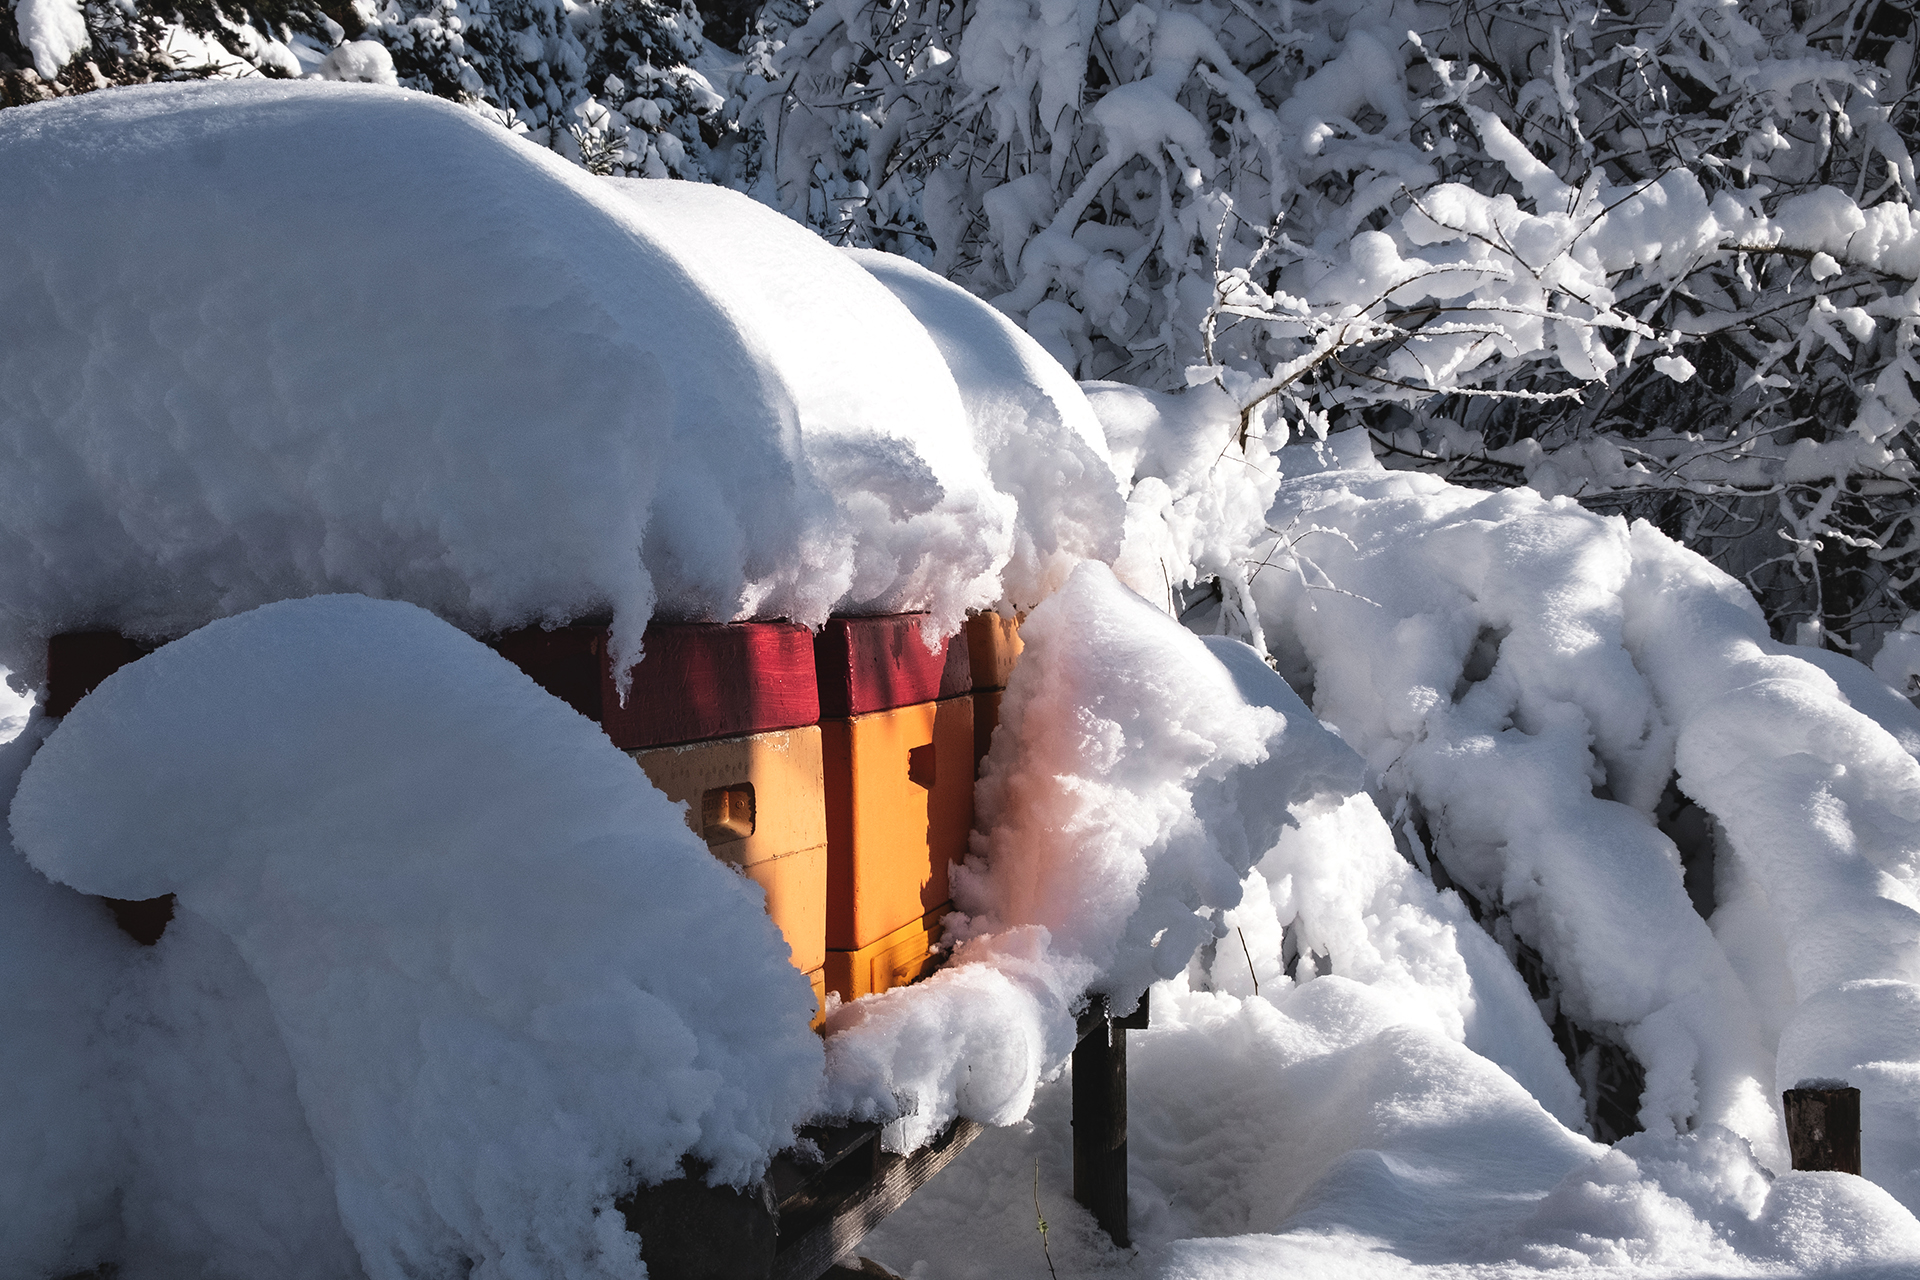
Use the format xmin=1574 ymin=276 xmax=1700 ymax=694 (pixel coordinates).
xmin=814 ymin=617 xmax=971 ymax=718
xmin=619 ymin=1168 xmax=779 ymax=1280
xmin=769 ymin=1119 xmax=985 ymax=1280
xmin=1784 ymin=1084 xmax=1862 ymax=1174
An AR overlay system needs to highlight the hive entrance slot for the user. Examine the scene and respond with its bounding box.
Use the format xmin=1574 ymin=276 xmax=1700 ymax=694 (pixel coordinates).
xmin=701 ymin=783 xmax=756 ymax=844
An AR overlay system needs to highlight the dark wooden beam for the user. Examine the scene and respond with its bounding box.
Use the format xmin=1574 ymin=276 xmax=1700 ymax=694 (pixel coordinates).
xmin=626 ymin=1116 xmax=983 ymax=1280
xmin=1785 ymin=1084 xmax=1862 ymax=1174
xmin=769 ymin=1118 xmax=983 ymax=1280
xmin=1072 ymin=991 xmax=1146 ymax=1248
xmin=620 ymin=1168 xmax=777 ymax=1280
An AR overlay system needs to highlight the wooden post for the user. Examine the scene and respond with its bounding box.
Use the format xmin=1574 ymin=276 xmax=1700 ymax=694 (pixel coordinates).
xmin=1784 ymin=1084 xmax=1862 ymax=1174
xmin=1073 ymin=992 xmax=1146 ymax=1248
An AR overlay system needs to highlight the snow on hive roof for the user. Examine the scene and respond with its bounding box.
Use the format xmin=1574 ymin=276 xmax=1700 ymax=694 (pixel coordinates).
xmin=0 ymin=80 xmax=1015 ymax=686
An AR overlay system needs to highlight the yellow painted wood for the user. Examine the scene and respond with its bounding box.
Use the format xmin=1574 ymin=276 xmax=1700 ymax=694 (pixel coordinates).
xmin=823 ymin=697 xmax=973 ymax=951
xmin=824 ymin=903 xmax=952 ymax=1003
xmin=633 ymin=725 xmax=828 ymax=973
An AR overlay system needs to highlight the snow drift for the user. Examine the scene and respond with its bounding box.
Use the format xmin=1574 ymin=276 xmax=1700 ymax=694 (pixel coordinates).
xmin=1249 ymin=443 xmax=1920 ymax=1204
xmin=817 ymin=562 xmax=1578 ymax=1151
xmin=8 ymin=594 xmax=825 ymax=1279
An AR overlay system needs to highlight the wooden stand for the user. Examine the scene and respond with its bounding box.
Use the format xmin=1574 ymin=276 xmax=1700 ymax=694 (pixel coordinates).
xmin=1072 ymin=991 xmax=1148 ymax=1248
xmin=623 ymin=1118 xmax=983 ymax=1280
xmin=1784 ymin=1084 xmax=1862 ymax=1174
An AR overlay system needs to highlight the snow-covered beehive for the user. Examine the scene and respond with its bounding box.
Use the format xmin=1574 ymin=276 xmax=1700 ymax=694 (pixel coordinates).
xmin=0 ymin=79 xmax=1099 ymax=689
xmin=0 ymin=76 xmax=1142 ymax=1280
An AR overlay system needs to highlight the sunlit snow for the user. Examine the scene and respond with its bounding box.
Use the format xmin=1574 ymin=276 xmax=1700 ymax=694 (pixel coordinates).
xmin=2 ymin=78 xmax=1918 ymax=1280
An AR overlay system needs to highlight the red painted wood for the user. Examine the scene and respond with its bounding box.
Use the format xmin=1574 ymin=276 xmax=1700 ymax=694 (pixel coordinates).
xmin=490 ymin=624 xmax=607 ymax=723
xmin=493 ymin=620 xmax=820 ymax=749
xmin=814 ymin=615 xmax=972 ymax=718
xmin=46 ymin=631 xmax=149 ymax=717
xmin=606 ymin=622 xmax=820 ymax=750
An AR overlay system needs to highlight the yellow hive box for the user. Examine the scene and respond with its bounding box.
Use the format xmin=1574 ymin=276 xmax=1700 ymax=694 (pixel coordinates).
xmin=631 ymin=725 xmax=827 ymax=975
xmin=822 ymin=696 xmax=973 ymax=952
xmin=825 ymin=904 xmax=952 ymax=1003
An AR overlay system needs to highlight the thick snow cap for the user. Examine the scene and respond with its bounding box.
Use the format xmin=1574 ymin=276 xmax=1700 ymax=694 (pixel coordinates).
xmin=0 ymin=80 xmax=1023 ymax=687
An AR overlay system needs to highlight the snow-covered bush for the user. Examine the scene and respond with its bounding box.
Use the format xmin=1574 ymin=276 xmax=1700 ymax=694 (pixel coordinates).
xmin=0 ymin=0 xmax=736 ymax=180
xmin=744 ymin=0 xmax=1920 ymax=655
xmin=1238 ymin=438 xmax=1920 ymax=1184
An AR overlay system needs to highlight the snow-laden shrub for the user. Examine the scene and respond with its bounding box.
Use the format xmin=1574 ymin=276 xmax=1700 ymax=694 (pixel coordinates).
xmin=0 ymin=0 xmax=736 ymax=181
xmin=1239 ymin=437 xmax=1920 ymax=1195
xmin=744 ymin=0 xmax=1920 ymax=654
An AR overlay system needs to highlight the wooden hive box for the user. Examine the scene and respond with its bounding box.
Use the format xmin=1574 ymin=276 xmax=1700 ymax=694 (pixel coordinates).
xmin=813 ymin=615 xmax=975 ymax=1003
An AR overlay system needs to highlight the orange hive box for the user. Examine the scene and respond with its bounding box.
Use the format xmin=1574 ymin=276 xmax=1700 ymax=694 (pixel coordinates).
xmin=816 ymin=614 xmax=977 ymax=1005
xmin=820 ymin=696 xmax=973 ymax=956
xmin=824 ymin=903 xmax=953 ymax=1002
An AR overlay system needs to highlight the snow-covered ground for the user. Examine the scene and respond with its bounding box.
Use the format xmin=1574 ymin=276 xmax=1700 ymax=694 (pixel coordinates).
xmin=3 ymin=81 xmax=1920 ymax=1279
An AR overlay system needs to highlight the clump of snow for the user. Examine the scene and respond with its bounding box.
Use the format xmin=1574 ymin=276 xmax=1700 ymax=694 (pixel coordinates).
xmin=817 ymin=561 xmax=1579 ymax=1153
xmin=847 ymin=249 xmax=1126 ymax=612
xmin=959 ymin=562 xmax=1287 ymax=1003
xmin=0 ymin=81 xmax=1034 ymax=687
xmin=12 ymin=0 xmax=89 ymax=79
xmin=315 ymin=40 xmax=398 ymax=86
xmin=9 ymin=594 xmax=824 ymax=1279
